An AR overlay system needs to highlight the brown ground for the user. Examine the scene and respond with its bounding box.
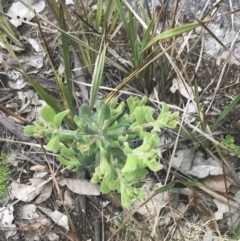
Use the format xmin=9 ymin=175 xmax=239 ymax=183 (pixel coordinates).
xmin=1 ymin=1 xmax=240 ymax=241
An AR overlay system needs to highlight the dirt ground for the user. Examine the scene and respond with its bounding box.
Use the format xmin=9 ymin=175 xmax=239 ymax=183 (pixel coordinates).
xmin=1 ymin=1 xmax=240 ymax=241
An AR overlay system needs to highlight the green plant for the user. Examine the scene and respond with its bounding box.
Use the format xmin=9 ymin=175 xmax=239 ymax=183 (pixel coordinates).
xmin=24 ymin=96 xmax=179 ymax=207
xmin=0 ymin=152 xmax=11 ymax=197
xmin=221 ymin=135 xmax=240 ymax=155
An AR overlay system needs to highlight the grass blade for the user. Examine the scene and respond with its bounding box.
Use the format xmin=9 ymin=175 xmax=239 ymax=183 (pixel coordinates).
xmin=60 ymin=5 xmax=73 ymax=99
xmin=113 ymin=0 xmax=129 ymax=34
xmin=141 ymin=18 xmax=154 ymax=51
xmin=90 ymin=43 xmax=107 ymax=108
xmin=144 ymin=19 xmax=212 ymax=50
xmin=211 ymin=93 xmax=240 ymax=130
xmin=35 ymin=16 xmax=75 ymax=120
xmin=154 ymin=180 xmax=177 ymax=194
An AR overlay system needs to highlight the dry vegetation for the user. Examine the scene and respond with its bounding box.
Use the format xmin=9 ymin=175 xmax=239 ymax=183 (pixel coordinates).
xmin=0 ymin=0 xmax=240 ymax=240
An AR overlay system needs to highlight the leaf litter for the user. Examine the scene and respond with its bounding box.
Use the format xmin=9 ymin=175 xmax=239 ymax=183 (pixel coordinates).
xmin=57 ymin=177 xmax=100 ymax=196
xmin=1 ymin=0 xmax=240 ymax=240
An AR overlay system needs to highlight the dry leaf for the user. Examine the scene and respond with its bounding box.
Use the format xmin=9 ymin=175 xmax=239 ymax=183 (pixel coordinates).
xmin=38 ymin=207 xmax=69 ymax=231
xmin=173 ymin=150 xmax=223 ymax=178
xmin=131 ymin=182 xmax=169 ymax=217
xmin=30 ymin=165 xmax=48 ymax=172
xmin=0 ymin=205 xmax=16 ymax=239
xmin=204 ymin=23 xmax=240 ymax=65
xmin=170 ymin=77 xmax=201 ymax=99
xmin=60 ymin=178 xmax=100 ymax=196
xmin=6 ymin=54 xmax=44 ymax=74
xmin=28 ymin=38 xmax=43 ymax=52
xmin=18 ymin=204 xmax=39 ymax=219
xmin=64 ymin=190 xmax=73 ymax=206
xmin=10 ymin=179 xmax=45 ymax=202
xmin=202 ymin=175 xmax=232 ymax=192
xmin=213 ymin=199 xmax=235 ymax=220
xmin=7 ymin=0 xmax=45 ymax=28
xmin=21 ymin=222 xmax=43 ymax=232
xmin=34 ymin=182 xmax=53 ymax=204
xmin=46 ymin=232 xmax=59 ymax=241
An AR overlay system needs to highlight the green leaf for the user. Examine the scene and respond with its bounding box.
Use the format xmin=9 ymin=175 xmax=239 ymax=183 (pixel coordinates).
xmin=99 ymin=136 xmax=111 ymax=149
xmin=24 ymin=125 xmax=37 ymax=136
xmin=34 ymin=121 xmax=45 ymax=127
xmin=165 ymin=116 xmax=179 ymax=129
xmin=158 ymin=102 xmax=169 ymax=119
xmin=100 ymin=179 xmax=120 ymax=193
xmin=54 ymin=109 xmax=70 ymax=129
xmin=141 ymin=136 xmax=159 ymax=152
xmin=121 ymin=154 xmax=137 ymax=173
xmin=74 ymin=132 xmax=89 ymax=143
xmin=132 ymin=125 xmax=144 ymax=136
xmin=40 ymin=105 xmax=56 ymax=123
xmin=107 ymin=179 xmax=120 ymax=191
xmin=146 ymin=160 xmax=162 ymax=172
xmin=24 ymin=125 xmax=46 ymax=138
xmin=127 ymin=96 xmax=139 ymax=115
xmin=97 ymin=102 xmax=110 ymax=127
xmin=106 ymin=120 xmax=118 ymax=131
xmin=77 ymin=153 xmax=95 ymax=170
xmin=139 ymin=96 xmax=147 ymax=106
xmin=134 ymin=106 xmax=145 ymax=124
xmin=80 ymin=105 xmax=93 ymax=123
xmin=117 ymin=118 xmax=130 ymax=128
xmin=105 ymin=127 xmax=125 ymax=139
xmin=109 ymin=98 xmax=118 ymax=109
xmin=93 ymin=156 xmax=112 ymax=180
xmin=61 ymin=147 xmax=76 ymax=157
xmin=46 ymin=134 xmax=60 ymax=153
xmin=58 ymin=155 xmax=81 ymax=170
xmin=123 ymin=142 xmax=133 ymax=155
xmin=144 ymin=108 xmax=155 ymax=122
xmin=121 ymin=184 xmax=145 ymax=208
xmin=91 ymin=172 xmax=100 ymax=183
xmin=88 ymin=142 xmax=98 ymax=156
xmin=84 ymin=124 xmax=98 ymax=135
xmin=117 ymin=134 xmax=128 ymax=143
xmin=100 ymin=180 xmax=111 ymax=193
xmin=74 ymin=115 xmax=85 ymax=130
xmin=123 ymin=169 xmax=147 ymax=183
xmin=110 ymin=102 xmax=125 ymax=123
xmin=102 ymin=119 xmax=111 ymax=132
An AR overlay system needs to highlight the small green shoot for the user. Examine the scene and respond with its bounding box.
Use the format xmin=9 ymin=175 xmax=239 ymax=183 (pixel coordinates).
xmin=0 ymin=152 xmax=11 ymax=197
xmin=221 ymin=135 xmax=240 ymax=155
